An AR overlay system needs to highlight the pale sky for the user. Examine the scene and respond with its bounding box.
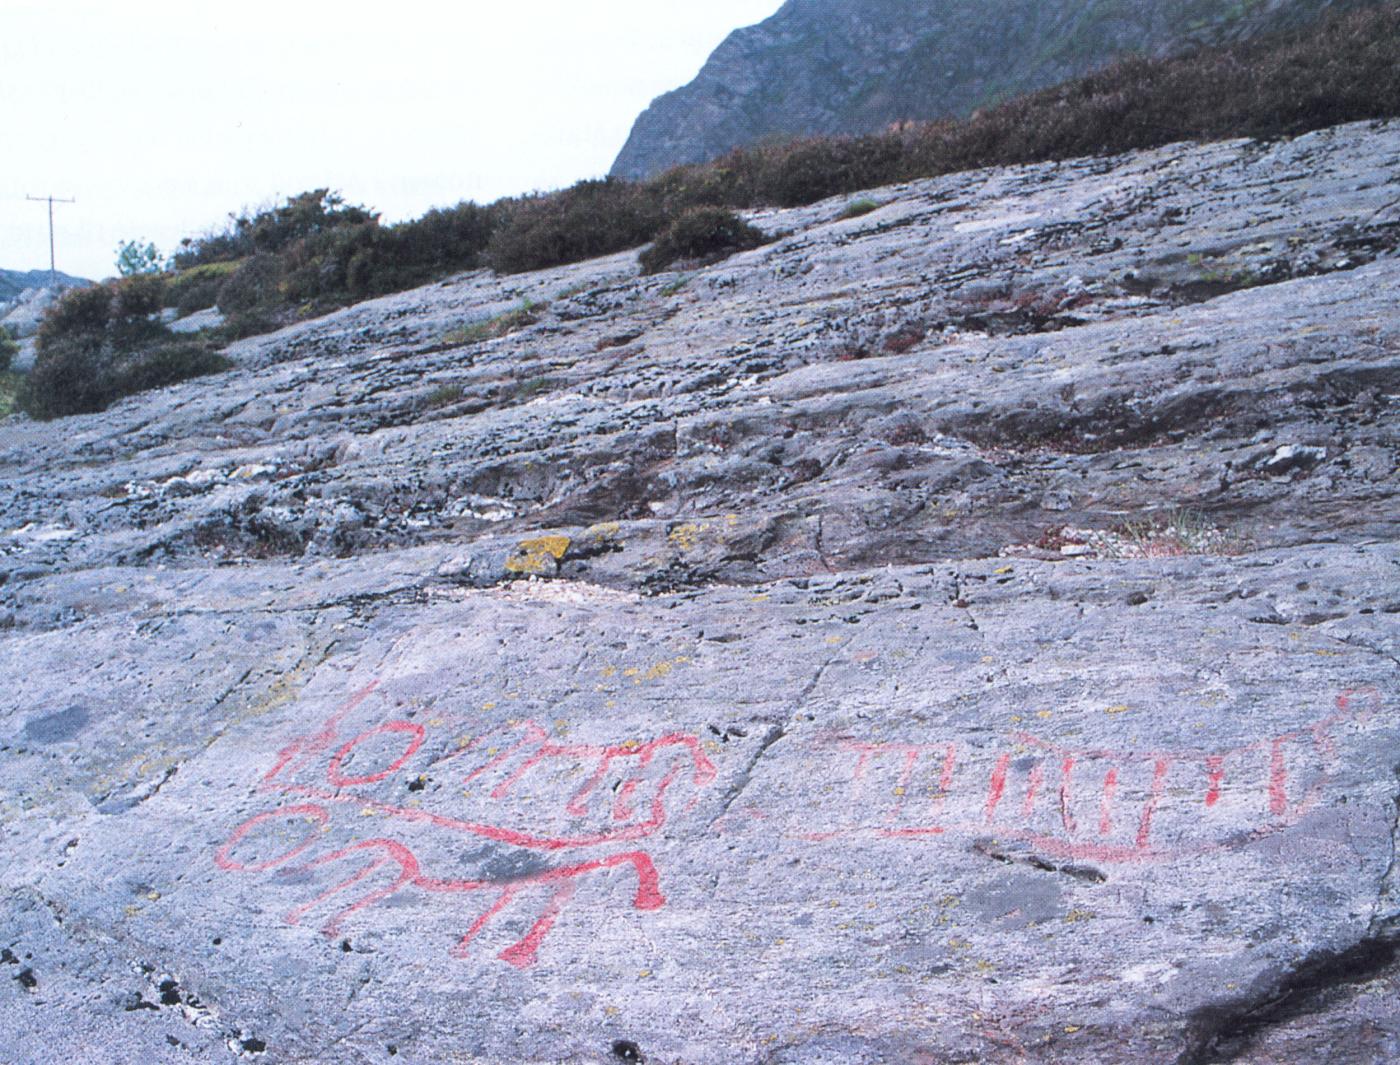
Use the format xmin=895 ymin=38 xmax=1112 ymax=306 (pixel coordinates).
xmin=1 ymin=0 xmax=783 ymax=281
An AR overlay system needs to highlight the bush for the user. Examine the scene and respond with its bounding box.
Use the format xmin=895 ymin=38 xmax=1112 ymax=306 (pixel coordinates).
xmin=0 ymin=326 xmax=18 ymax=373
xmin=379 ymin=201 xmax=497 ymax=282
xmin=164 ymin=261 xmax=242 ymax=316
xmin=38 ymin=285 xmax=113 ymax=341
xmin=485 ymin=179 xmax=667 ymax=274
xmin=113 ymin=273 xmax=168 ymax=318
xmin=174 ymin=189 xmax=376 ymax=269
xmin=216 ymin=253 xmax=285 ymax=318
xmin=639 ymin=207 xmax=770 ymax=274
xmin=21 ymin=282 xmax=233 ymax=419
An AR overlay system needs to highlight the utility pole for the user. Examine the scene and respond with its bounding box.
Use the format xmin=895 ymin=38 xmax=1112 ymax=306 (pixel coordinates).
xmin=26 ymin=194 xmax=76 ymax=284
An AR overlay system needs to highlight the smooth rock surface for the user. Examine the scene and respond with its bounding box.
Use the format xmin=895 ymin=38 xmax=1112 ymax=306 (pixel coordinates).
xmin=2 ymin=121 xmax=1398 ymax=1063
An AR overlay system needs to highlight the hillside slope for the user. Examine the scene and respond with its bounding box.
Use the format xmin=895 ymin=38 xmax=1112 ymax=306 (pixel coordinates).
xmin=1 ymin=122 xmax=1398 ymax=1063
xmin=612 ymin=0 xmax=1375 ymax=178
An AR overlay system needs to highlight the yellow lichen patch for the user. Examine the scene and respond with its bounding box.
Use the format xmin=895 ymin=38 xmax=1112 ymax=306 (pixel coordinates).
xmin=1105 ymin=704 xmax=1130 ymax=715
xmin=586 ymin=521 xmax=622 ymax=539
xmin=668 ymin=522 xmax=706 ymax=551
xmin=642 ymin=661 xmax=674 ymax=682
xmin=524 ymin=535 xmax=570 ymax=560
xmin=505 ymin=534 xmax=571 ymax=574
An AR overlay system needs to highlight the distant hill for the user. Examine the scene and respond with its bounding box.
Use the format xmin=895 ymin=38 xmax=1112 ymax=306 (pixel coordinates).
xmin=0 ymin=268 xmax=89 ymax=306
xmin=612 ymin=0 xmax=1378 ymax=179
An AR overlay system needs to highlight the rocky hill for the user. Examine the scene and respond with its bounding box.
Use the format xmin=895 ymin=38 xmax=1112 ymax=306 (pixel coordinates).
xmin=612 ymin=0 xmax=1375 ymax=178
xmin=0 ymin=268 xmax=87 ymax=306
xmin=2 ymin=120 xmax=1398 ymax=1062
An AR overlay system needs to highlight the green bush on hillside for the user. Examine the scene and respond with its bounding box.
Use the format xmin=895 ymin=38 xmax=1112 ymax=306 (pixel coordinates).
xmin=0 ymin=326 xmax=18 ymax=373
xmin=20 ymin=280 xmax=232 ymax=420
xmin=639 ymin=207 xmax=771 ymax=274
xmin=173 ymin=189 xmax=376 ymax=269
xmin=485 ymin=179 xmax=667 ymax=274
xmin=164 ymin=260 xmax=242 ymax=317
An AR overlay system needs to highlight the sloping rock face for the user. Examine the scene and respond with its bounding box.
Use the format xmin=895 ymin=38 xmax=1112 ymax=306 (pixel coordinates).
xmin=1 ymin=121 xmax=1398 ymax=1063
xmin=610 ymin=0 xmax=1373 ymax=179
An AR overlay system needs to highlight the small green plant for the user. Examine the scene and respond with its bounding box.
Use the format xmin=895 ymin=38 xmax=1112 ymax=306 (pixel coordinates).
xmin=1109 ymin=508 xmax=1242 ymax=558
xmin=839 ymin=198 xmax=880 ymax=220
xmin=440 ymin=300 xmax=546 ymax=345
xmin=639 ymin=207 xmax=769 ymax=274
xmin=659 ymin=274 xmax=693 ymax=297
xmin=424 ymin=382 xmax=466 ymax=408
xmin=554 ymin=281 xmax=593 ymax=300
xmin=510 ymin=375 xmax=559 ymax=402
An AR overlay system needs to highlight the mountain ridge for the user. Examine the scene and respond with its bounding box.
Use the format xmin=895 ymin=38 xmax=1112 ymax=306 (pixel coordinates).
xmin=612 ymin=0 xmax=1376 ymax=179
xmin=0 ymin=267 xmax=89 ymax=306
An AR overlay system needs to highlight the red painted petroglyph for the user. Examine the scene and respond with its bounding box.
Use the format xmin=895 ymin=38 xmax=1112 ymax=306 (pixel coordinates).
xmin=805 ymin=687 xmax=1379 ymax=863
xmin=216 ymin=680 xmax=713 ymax=968
xmin=219 ymin=682 xmax=1379 ymax=965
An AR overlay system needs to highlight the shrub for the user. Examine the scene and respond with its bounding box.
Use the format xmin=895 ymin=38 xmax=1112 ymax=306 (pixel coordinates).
xmin=113 ymin=273 xmax=168 ymax=318
xmin=0 ymin=326 xmax=18 ymax=373
xmin=172 ymin=189 xmax=376 ymax=269
xmin=21 ymin=281 xmax=233 ymax=419
xmin=164 ymin=260 xmax=242 ymax=316
xmin=215 ymin=253 xmax=287 ymax=335
xmin=749 ymin=135 xmax=905 ymax=208
xmin=110 ymin=341 xmax=233 ymax=398
xmin=38 ymin=285 xmax=113 ymax=341
xmin=485 ymin=179 xmax=667 ymax=274
xmin=441 ymin=300 xmax=546 ymax=345
xmin=380 ymin=201 xmax=497 ymax=281
xmin=839 ymin=198 xmax=880 ymax=220
xmin=639 ymin=207 xmax=770 ymax=274
xmin=278 ymin=222 xmax=378 ymax=305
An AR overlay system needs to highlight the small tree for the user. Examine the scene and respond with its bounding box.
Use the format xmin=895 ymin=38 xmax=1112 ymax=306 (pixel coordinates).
xmin=115 ymin=239 xmax=165 ymax=276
